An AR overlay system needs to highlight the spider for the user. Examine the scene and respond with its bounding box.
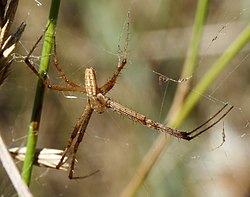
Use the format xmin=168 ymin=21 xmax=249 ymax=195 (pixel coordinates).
xmin=23 ymin=13 xmax=233 ymax=179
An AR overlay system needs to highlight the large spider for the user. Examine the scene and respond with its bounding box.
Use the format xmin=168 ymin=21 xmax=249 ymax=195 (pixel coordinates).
xmin=23 ymin=14 xmax=233 ymax=179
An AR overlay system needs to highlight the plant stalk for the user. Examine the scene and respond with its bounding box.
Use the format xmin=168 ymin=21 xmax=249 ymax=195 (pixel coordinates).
xmin=22 ymin=0 xmax=61 ymax=186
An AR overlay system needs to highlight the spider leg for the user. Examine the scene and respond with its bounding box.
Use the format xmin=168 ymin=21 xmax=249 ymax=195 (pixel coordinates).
xmin=56 ymin=104 xmax=93 ymax=170
xmin=99 ymin=54 xmax=127 ymax=94
xmin=98 ymin=95 xmax=233 ymax=141
xmin=24 ymin=57 xmax=86 ymax=92
xmin=100 ymin=11 xmax=130 ymax=95
xmin=187 ymin=103 xmax=229 ymax=135
xmin=24 ymin=28 xmax=48 ymax=84
xmin=53 ymin=37 xmax=82 ymax=88
xmin=186 ymin=104 xmax=233 ymax=140
xmin=23 ymin=27 xmax=86 ymax=93
xmin=98 ymin=95 xmax=189 ymax=138
xmin=68 ymin=103 xmax=96 ymax=179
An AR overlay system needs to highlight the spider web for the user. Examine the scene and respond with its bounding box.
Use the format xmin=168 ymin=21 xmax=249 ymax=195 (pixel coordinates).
xmin=1 ymin=1 xmax=250 ymax=197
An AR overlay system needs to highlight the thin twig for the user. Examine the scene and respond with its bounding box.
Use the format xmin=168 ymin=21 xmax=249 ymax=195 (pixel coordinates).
xmin=0 ymin=133 xmax=33 ymax=197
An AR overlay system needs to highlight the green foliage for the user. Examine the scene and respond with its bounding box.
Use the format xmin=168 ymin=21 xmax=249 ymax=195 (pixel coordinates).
xmin=21 ymin=0 xmax=61 ymax=186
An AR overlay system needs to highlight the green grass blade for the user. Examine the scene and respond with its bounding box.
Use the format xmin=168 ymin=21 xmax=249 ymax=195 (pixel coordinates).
xmin=122 ymin=21 xmax=250 ymax=197
xmin=21 ymin=0 xmax=61 ymax=186
xmin=121 ymin=0 xmax=209 ymax=196
xmin=183 ymin=0 xmax=208 ymax=75
xmin=167 ymin=0 xmax=208 ymax=122
xmin=173 ymin=23 xmax=250 ymax=128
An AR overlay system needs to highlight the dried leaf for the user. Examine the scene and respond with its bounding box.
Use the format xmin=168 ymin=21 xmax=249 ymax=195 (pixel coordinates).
xmin=0 ymin=0 xmax=25 ymax=86
xmin=9 ymin=147 xmax=69 ymax=171
xmin=0 ymin=0 xmax=7 ymax=26
xmin=2 ymin=0 xmax=19 ymax=41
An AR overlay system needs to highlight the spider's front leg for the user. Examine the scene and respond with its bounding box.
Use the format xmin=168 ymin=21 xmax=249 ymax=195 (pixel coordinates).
xmin=68 ymin=103 xmax=95 ymax=179
xmin=55 ymin=104 xmax=90 ymax=170
xmin=56 ymin=102 xmax=95 ymax=179
xmin=97 ymin=94 xmax=233 ymax=141
xmin=184 ymin=104 xmax=234 ymax=140
xmin=56 ymin=68 xmax=101 ymax=179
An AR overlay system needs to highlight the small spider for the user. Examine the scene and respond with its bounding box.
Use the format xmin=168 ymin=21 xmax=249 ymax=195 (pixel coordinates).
xmin=23 ymin=12 xmax=233 ymax=179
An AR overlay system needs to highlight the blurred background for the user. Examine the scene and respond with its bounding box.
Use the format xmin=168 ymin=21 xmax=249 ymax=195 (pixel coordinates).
xmin=1 ymin=0 xmax=250 ymax=196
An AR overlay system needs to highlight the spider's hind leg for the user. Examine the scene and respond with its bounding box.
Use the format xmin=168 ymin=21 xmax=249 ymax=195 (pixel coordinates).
xmin=23 ymin=24 xmax=86 ymax=92
xmin=24 ymin=24 xmax=50 ymax=83
xmin=100 ymin=11 xmax=131 ymax=95
xmin=52 ymin=36 xmax=81 ymax=88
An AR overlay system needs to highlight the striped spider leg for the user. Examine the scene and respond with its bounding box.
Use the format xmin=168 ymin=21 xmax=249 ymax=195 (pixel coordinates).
xmin=23 ymin=13 xmax=130 ymax=179
xmin=59 ymin=66 xmax=232 ymax=179
xmin=54 ymin=26 xmax=129 ymax=179
xmin=23 ymin=11 xmax=233 ymax=179
xmin=96 ymin=93 xmax=233 ymax=140
xmin=24 ymin=31 xmax=86 ymax=93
